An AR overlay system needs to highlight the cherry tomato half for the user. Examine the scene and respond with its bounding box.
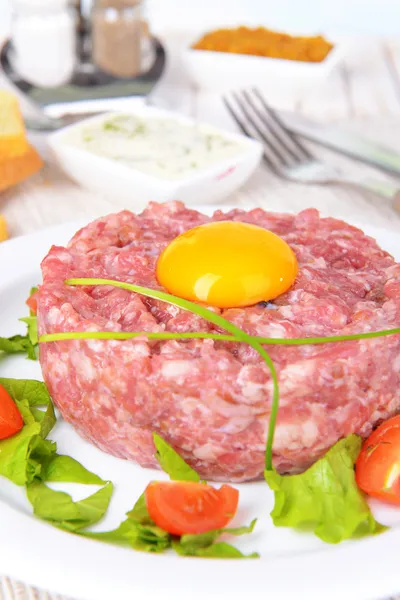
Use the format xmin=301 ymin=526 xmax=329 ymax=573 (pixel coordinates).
xmin=26 ymin=291 xmax=38 ymax=315
xmin=0 ymin=384 xmax=23 ymax=440
xmin=356 ymin=415 xmax=400 ymax=505
xmin=145 ymin=481 xmax=239 ymax=535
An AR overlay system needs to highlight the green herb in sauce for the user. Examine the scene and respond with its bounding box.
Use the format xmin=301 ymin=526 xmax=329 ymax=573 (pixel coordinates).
xmin=68 ymin=114 xmax=246 ymax=181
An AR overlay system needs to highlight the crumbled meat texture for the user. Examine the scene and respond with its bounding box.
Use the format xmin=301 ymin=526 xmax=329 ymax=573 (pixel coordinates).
xmin=38 ymin=201 xmax=400 ymax=482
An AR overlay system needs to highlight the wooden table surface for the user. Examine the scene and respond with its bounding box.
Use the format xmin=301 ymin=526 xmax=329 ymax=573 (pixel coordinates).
xmin=1 ymin=32 xmax=400 ymax=600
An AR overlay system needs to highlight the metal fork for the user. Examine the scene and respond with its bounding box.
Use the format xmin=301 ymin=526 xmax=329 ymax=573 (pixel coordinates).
xmin=223 ymin=88 xmax=400 ymax=214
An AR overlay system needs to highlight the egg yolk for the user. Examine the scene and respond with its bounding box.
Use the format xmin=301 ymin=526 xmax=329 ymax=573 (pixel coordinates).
xmin=156 ymin=221 xmax=298 ymax=309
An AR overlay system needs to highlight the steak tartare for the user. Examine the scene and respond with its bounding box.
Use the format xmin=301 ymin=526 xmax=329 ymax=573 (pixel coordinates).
xmin=38 ymin=201 xmax=400 ymax=482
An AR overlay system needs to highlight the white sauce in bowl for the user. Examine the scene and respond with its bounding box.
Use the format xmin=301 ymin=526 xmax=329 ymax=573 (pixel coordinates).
xmin=65 ymin=114 xmax=246 ymax=181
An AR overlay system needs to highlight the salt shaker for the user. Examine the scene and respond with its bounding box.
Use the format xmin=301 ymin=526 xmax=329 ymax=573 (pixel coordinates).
xmin=91 ymin=0 xmax=145 ymax=79
xmin=11 ymin=0 xmax=77 ymax=88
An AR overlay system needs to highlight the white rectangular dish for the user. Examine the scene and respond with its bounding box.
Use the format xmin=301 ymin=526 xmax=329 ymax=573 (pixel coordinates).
xmin=48 ymin=105 xmax=263 ymax=209
xmin=181 ymin=30 xmax=348 ymax=92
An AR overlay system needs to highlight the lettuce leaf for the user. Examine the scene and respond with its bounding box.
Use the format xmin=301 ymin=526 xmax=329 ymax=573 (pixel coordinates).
xmin=0 ymin=421 xmax=57 ymax=485
xmin=0 ymin=420 xmax=43 ymax=485
xmin=0 ymin=294 xmax=39 ymax=360
xmin=264 ymin=434 xmax=385 ymax=544
xmin=42 ymin=454 xmax=105 ymax=485
xmin=0 ymin=376 xmax=117 ymax=539
xmin=127 ymin=521 xmax=171 ymax=553
xmin=0 ymin=334 xmax=35 ymax=360
xmin=0 ymin=376 xmax=107 ymax=490
xmin=178 ymin=519 xmax=257 ymax=552
xmin=152 ymin=432 xmax=200 ymax=482
xmin=82 ymin=519 xmax=136 ymax=547
xmin=86 ymin=492 xmax=171 ymax=553
xmin=19 ymin=316 xmax=38 ymax=347
xmin=0 ymin=378 xmax=51 ymax=407
xmin=84 ymin=516 xmax=171 ymax=553
xmin=126 ymin=492 xmax=152 ymax=523
xmin=172 ymin=540 xmax=258 ymax=558
xmin=0 ymin=380 xmax=57 ymax=484
xmin=172 ymin=519 xmax=258 ymax=558
xmin=31 ymin=401 xmax=56 ymax=439
xmin=1 ymin=301 xmax=38 ymax=360
xmin=26 ymin=480 xmax=113 ymax=532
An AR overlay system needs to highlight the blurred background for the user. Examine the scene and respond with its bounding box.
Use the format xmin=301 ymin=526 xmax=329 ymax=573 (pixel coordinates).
xmin=1 ymin=0 xmax=400 ymax=239
xmin=1 ymin=0 xmax=400 ymax=37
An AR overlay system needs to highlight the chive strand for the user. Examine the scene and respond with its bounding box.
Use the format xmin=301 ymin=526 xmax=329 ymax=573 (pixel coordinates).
xmin=65 ymin=278 xmax=400 ymax=346
xmin=40 ymin=331 xmax=235 ymax=344
xmin=40 ymin=327 xmax=400 ymax=347
xmin=251 ymin=340 xmax=279 ymax=471
xmin=259 ymin=327 xmax=400 ymax=346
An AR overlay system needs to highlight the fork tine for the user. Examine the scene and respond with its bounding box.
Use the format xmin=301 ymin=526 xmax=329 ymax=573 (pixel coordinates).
xmin=222 ymin=95 xmax=257 ymax=140
xmin=253 ymin=88 xmax=313 ymax=160
xmin=242 ymin=89 xmax=309 ymax=164
xmin=229 ymin=91 xmax=293 ymax=169
xmin=259 ymin=149 xmax=281 ymax=174
xmin=223 ymin=94 xmax=280 ymax=174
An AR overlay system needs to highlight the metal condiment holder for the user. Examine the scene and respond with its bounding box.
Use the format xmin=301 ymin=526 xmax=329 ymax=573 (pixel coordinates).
xmin=0 ymin=0 xmax=166 ymax=131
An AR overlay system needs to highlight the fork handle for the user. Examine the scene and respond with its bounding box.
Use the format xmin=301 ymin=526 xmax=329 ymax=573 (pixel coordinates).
xmin=336 ymin=175 xmax=400 ymax=211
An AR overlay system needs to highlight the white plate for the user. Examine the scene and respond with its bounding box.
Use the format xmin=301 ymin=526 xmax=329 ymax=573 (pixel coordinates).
xmin=1 ymin=217 xmax=400 ymax=600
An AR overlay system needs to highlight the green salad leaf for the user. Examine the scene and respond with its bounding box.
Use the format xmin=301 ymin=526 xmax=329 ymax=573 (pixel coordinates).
xmin=85 ymin=516 xmax=171 ymax=553
xmin=0 ymin=378 xmax=51 ymax=407
xmin=0 ymin=420 xmax=45 ymax=485
xmin=88 ymin=491 xmax=171 ymax=553
xmin=172 ymin=540 xmax=258 ymax=558
xmin=82 ymin=519 xmax=138 ymax=547
xmin=0 ymin=378 xmax=108 ymax=491
xmin=173 ymin=520 xmax=259 ymax=558
xmin=126 ymin=521 xmax=171 ymax=553
xmin=177 ymin=519 xmax=257 ymax=553
xmin=31 ymin=401 xmax=56 ymax=439
xmin=42 ymin=454 xmax=106 ymax=485
xmin=264 ymin=434 xmax=384 ymax=544
xmin=0 ymin=335 xmax=29 ymax=354
xmin=153 ymin=432 xmax=201 ymax=482
xmin=26 ymin=480 xmax=113 ymax=532
xmin=0 ymin=289 xmax=38 ymax=360
xmin=0 ymin=382 xmax=58 ymax=485
xmin=126 ymin=492 xmax=152 ymax=523
xmin=0 ymin=334 xmax=36 ymax=360
xmin=19 ymin=316 xmax=38 ymax=347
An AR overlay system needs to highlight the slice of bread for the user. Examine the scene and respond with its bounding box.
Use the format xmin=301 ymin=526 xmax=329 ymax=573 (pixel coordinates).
xmin=0 ymin=215 xmax=8 ymax=241
xmin=0 ymin=90 xmax=30 ymax=160
xmin=0 ymin=143 xmax=43 ymax=193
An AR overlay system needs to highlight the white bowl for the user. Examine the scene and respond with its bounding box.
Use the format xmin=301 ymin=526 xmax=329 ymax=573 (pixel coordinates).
xmin=48 ymin=105 xmax=263 ymax=210
xmin=181 ymin=30 xmax=347 ymax=92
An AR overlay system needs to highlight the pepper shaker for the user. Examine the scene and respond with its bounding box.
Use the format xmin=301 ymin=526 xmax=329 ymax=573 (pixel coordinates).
xmin=91 ymin=0 xmax=145 ymax=79
xmin=11 ymin=0 xmax=77 ymax=88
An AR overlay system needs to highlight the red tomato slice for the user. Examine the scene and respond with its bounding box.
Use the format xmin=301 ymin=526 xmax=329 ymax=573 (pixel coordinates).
xmin=145 ymin=481 xmax=239 ymax=535
xmin=26 ymin=291 xmax=38 ymax=315
xmin=356 ymin=415 xmax=400 ymax=505
xmin=0 ymin=384 xmax=23 ymax=440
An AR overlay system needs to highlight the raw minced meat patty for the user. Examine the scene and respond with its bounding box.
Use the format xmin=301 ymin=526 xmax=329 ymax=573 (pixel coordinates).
xmin=38 ymin=201 xmax=400 ymax=482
